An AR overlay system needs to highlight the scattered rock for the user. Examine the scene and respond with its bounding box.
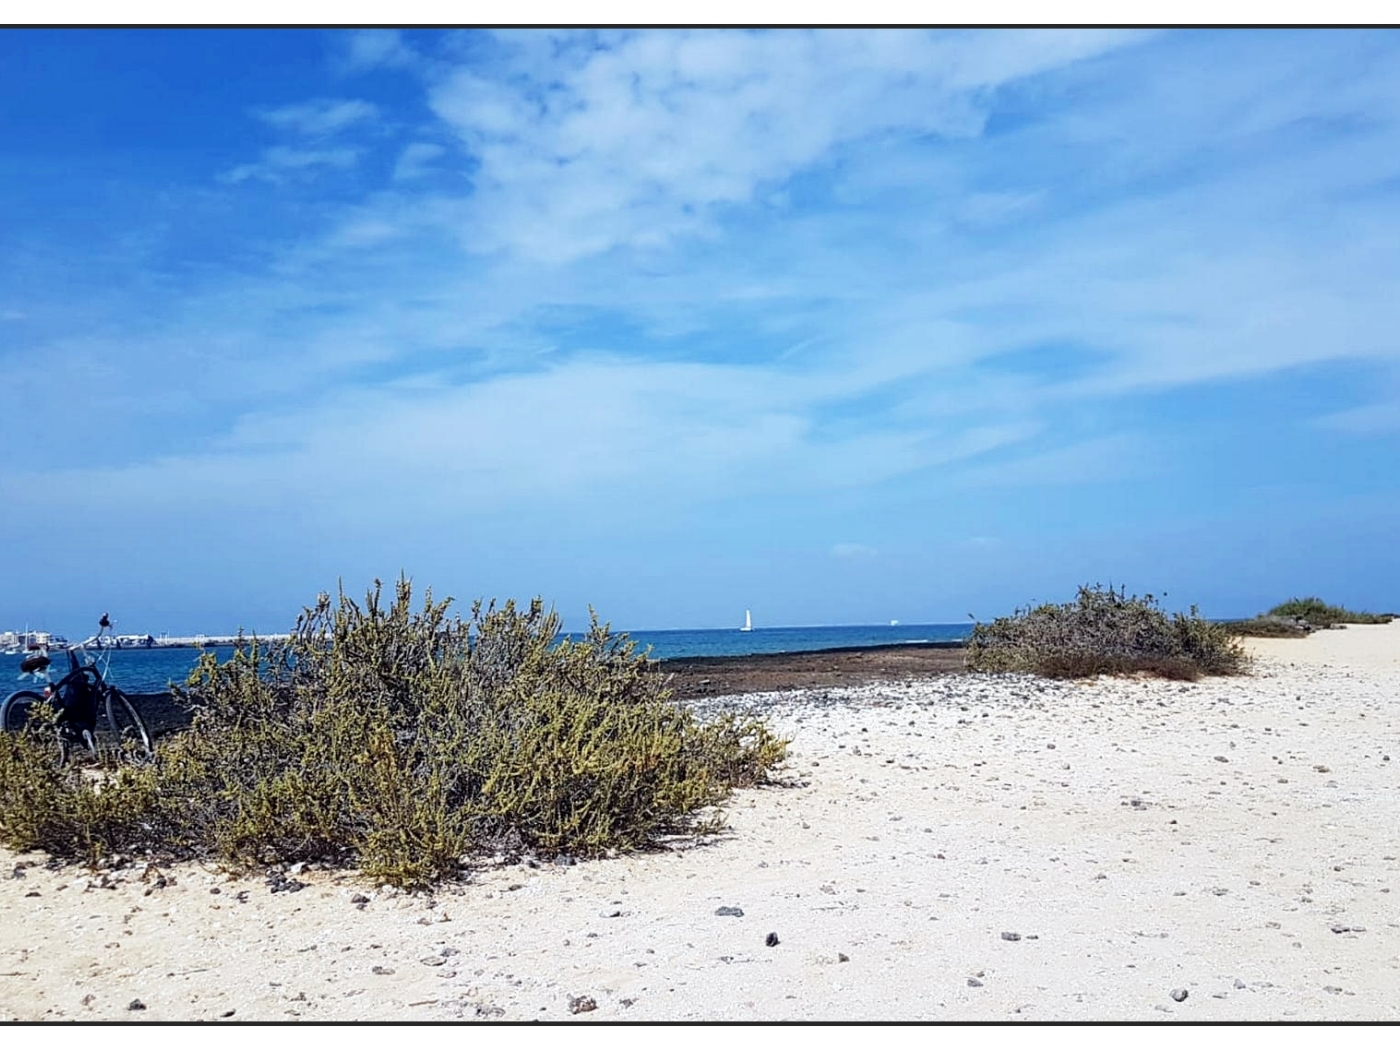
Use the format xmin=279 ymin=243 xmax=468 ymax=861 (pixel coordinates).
xmin=128 ymin=999 xmax=147 ymax=1011
xmin=765 ymin=932 xmax=780 ymax=947
xmin=1170 ymin=988 xmax=1188 ymax=1003
xmin=715 ymin=906 xmax=744 ymax=917
xmin=568 ymin=995 xmax=597 ymax=1014
xmin=421 ymin=956 xmax=446 ymax=966
xmin=838 ymin=953 xmax=850 ymax=962
xmin=1214 ymin=755 xmax=1229 ymax=763
xmin=267 ymin=872 xmax=306 ymax=894
xmin=371 ymin=966 xmax=395 ymax=975
xmin=1234 ymin=979 xmax=1246 ymax=989
xmin=350 ymin=893 xmax=370 ymax=907
xmin=1000 ymin=931 xmax=1021 ymax=942
xmin=598 ymin=908 xmax=624 ymax=918
xmin=220 ymin=1009 xmax=235 ymax=1018
xmin=967 ymin=977 xmax=984 ymax=987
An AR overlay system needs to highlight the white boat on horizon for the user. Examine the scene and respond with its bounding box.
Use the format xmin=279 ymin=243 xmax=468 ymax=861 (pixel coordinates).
xmin=740 ymin=610 xmax=753 ymax=632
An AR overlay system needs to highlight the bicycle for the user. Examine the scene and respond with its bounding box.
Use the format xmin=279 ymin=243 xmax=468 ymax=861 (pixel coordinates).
xmin=2 ymin=614 xmax=153 ymax=766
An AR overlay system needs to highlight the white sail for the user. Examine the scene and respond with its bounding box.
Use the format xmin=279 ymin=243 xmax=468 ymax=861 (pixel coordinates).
xmin=741 ymin=610 xmax=753 ymax=632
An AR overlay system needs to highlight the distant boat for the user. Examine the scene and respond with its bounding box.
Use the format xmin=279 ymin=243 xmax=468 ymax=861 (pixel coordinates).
xmin=740 ymin=610 xmax=753 ymax=632
xmin=890 ymin=619 xmax=900 ymax=626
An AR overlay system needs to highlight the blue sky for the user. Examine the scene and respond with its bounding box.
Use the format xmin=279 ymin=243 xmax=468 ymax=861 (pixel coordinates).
xmin=2 ymin=28 xmax=1398 ymax=635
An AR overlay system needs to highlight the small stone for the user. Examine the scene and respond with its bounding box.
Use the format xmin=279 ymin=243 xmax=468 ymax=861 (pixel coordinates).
xmin=421 ymin=956 xmax=446 ymax=966
xmin=371 ymin=965 xmax=395 ymax=975
xmin=838 ymin=953 xmax=850 ymax=962
xmin=715 ymin=906 xmax=744 ymax=917
xmin=1000 ymin=931 xmax=1021 ymax=941
xmin=599 ymin=908 xmax=624 ymax=918
xmin=967 ymin=977 xmax=984 ymax=987
xmin=568 ymin=995 xmax=597 ymax=1014
xmin=765 ymin=931 xmax=780 ymax=947
xmin=1330 ymin=924 xmax=1351 ymax=934
xmin=220 ymin=1009 xmax=235 ymax=1017
xmin=1170 ymin=988 xmax=1188 ymax=1002
xmin=1234 ymin=979 xmax=1246 ymax=989
xmin=350 ymin=894 xmax=370 ymax=905
xmin=128 ymin=999 xmax=147 ymax=1011
xmin=1214 ymin=755 xmax=1229 ymax=763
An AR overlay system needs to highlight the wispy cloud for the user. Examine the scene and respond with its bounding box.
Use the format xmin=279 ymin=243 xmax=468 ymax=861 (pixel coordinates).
xmin=256 ymin=98 xmax=380 ymax=138
xmin=222 ymin=145 xmax=362 ymax=184
xmin=425 ymin=30 xmax=1137 ymax=262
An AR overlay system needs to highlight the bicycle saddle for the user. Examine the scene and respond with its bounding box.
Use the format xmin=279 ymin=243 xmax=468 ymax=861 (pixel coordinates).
xmin=20 ymin=653 xmax=51 ymax=674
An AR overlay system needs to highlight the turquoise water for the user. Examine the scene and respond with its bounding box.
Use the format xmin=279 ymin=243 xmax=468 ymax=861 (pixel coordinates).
xmin=1 ymin=623 xmax=972 ymax=694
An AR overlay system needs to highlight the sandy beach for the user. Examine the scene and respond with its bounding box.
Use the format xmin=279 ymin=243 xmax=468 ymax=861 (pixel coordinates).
xmin=3 ymin=622 xmax=1398 ymax=1022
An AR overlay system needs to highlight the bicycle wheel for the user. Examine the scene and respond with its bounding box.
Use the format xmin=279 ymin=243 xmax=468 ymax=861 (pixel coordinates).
xmin=101 ymin=688 xmax=153 ymax=762
xmin=1 ymin=690 xmax=70 ymax=765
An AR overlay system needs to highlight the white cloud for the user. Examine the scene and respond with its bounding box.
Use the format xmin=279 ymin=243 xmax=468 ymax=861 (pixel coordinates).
xmin=222 ymin=146 xmax=362 ymax=184
xmin=338 ymin=30 xmax=423 ymax=74
xmin=1313 ymin=401 xmax=1400 ymax=435
xmin=392 ymin=142 xmax=446 ymax=181
xmin=427 ymin=29 xmax=1138 ymax=262
xmin=257 ymin=98 xmax=380 ymax=138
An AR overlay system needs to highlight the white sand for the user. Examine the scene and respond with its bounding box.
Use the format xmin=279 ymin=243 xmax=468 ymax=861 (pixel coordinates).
xmin=2 ymin=622 xmax=1398 ymax=1021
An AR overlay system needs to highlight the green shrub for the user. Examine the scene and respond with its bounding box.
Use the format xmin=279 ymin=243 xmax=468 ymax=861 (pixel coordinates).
xmin=1219 ymin=617 xmax=1312 ymax=638
xmin=0 ymin=580 xmax=786 ymax=886
xmin=965 ymin=584 xmax=1250 ymax=680
xmin=1265 ymin=597 xmax=1394 ymax=628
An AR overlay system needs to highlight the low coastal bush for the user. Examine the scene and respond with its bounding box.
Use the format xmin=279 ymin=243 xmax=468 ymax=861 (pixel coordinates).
xmin=1264 ymin=597 xmax=1393 ymax=628
xmin=0 ymin=581 xmax=786 ymax=886
xmin=1223 ymin=597 xmax=1394 ymax=636
xmin=965 ymin=584 xmax=1249 ymax=680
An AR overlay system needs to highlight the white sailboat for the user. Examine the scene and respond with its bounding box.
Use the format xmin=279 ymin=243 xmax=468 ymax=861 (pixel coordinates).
xmin=740 ymin=610 xmax=753 ymax=632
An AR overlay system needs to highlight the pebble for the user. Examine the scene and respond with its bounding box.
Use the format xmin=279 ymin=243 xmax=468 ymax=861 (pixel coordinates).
xmin=128 ymin=999 xmax=147 ymax=1011
xmin=715 ymin=906 xmax=744 ymax=917
xmin=1234 ymin=979 xmax=1246 ymax=989
xmin=1000 ymin=931 xmax=1021 ymax=942
xmin=1170 ymin=988 xmax=1188 ymax=1002
xmin=568 ymin=995 xmax=597 ymax=1014
xmin=838 ymin=953 xmax=850 ymax=963
xmin=421 ymin=956 xmax=446 ymax=966
xmin=765 ymin=932 xmax=780 ymax=947
xmin=967 ymin=977 xmax=984 ymax=987
xmin=599 ymin=908 xmax=624 ymax=918
xmin=371 ymin=966 xmax=395 ymax=975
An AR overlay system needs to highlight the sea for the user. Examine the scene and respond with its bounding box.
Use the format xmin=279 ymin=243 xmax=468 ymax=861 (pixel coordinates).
xmin=1 ymin=623 xmax=972 ymax=695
